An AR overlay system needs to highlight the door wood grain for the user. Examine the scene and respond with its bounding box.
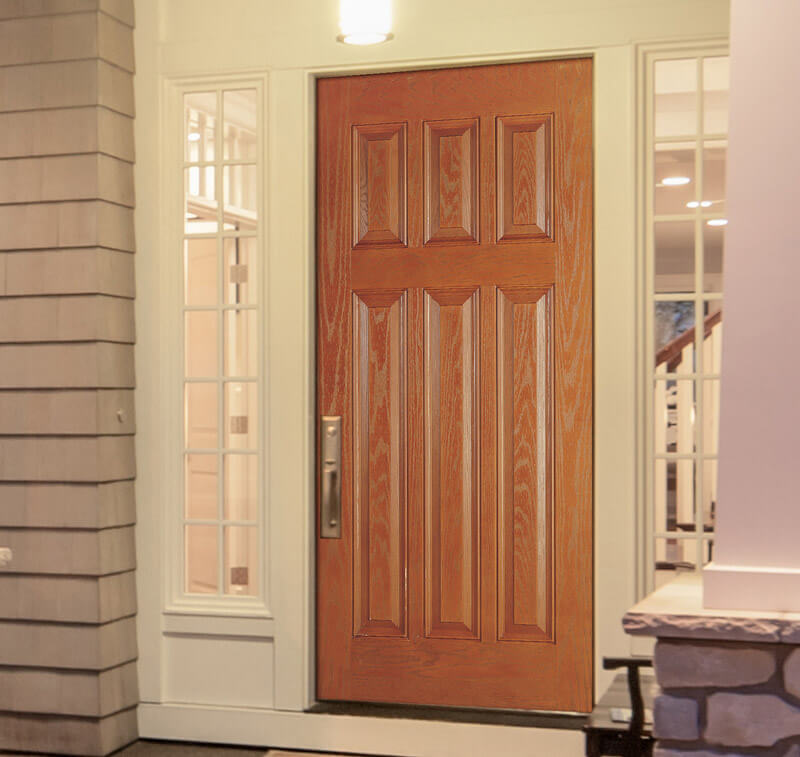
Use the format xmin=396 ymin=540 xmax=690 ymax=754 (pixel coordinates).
xmin=317 ymin=59 xmax=593 ymax=713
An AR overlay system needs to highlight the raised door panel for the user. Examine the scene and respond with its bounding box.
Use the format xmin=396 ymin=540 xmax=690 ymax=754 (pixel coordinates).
xmin=352 ymin=290 xmax=408 ymax=637
xmin=423 ymin=288 xmax=480 ymax=639
xmin=352 ymin=123 xmax=408 ymax=248
xmin=497 ymin=114 xmax=553 ymax=242
xmin=423 ymin=119 xmax=479 ymax=245
xmin=497 ymin=286 xmax=553 ymax=642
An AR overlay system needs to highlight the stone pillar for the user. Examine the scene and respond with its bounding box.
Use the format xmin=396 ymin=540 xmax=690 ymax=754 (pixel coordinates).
xmin=625 ymin=577 xmax=800 ymax=756
xmin=703 ymin=0 xmax=800 ymax=610
xmin=0 ymin=2 xmax=138 ymax=755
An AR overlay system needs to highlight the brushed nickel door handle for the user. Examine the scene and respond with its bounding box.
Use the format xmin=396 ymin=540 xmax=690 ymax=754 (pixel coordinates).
xmin=320 ymin=416 xmax=342 ymax=539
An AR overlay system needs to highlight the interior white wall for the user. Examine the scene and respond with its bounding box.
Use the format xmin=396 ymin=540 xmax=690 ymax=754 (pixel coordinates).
xmin=133 ymin=0 xmax=730 ymax=749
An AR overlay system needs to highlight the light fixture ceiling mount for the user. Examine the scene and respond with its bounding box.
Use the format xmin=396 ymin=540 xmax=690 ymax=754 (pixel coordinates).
xmin=339 ymin=0 xmax=393 ymax=45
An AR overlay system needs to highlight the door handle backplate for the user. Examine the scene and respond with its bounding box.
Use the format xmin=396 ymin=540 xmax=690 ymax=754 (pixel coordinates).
xmin=320 ymin=416 xmax=342 ymax=539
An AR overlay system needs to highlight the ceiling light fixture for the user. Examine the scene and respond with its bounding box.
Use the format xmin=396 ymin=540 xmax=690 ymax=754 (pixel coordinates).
xmin=687 ymin=200 xmax=716 ymax=209
xmin=339 ymin=0 xmax=393 ymax=45
xmin=662 ymin=176 xmax=691 ymax=186
xmin=686 ymin=201 xmax=700 ymax=208
xmin=701 ymin=200 xmax=713 ymax=208
xmin=188 ymin=133 xmax=201 ymax=142
xmin=707 ymin=219 xmax=728 ymax=226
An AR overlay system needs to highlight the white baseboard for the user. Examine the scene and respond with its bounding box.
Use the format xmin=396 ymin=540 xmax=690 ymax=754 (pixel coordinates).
xmin=138 ymin=702 xmax=584 ymax=757
xmin=704 ymin=562 xmax=800 ymax=612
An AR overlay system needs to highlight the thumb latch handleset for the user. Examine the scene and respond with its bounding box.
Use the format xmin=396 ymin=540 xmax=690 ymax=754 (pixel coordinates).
xmin=320 ymin=416 xmax=342 ymax=539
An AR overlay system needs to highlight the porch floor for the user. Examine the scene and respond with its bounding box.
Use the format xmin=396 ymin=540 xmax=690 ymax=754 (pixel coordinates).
xmin=113 ymin=743 xmax=369 ymax=757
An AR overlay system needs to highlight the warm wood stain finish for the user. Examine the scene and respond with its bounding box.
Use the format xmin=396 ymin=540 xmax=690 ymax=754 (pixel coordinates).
xmin=317 ymin=59 xmax=593 ymax=713
xmin=352 ymin=290 xmax=408 ymax=638
xmin=497 ymin=114 xmax=553 ymax=241
xmin=424 ymin=119 xmax=479 ymax=244
xmin=424 ymin=287 xmax=480 ymax=640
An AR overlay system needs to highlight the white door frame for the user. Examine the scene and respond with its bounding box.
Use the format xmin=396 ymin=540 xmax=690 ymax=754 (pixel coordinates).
xmin=275 ymin=43 xmax=634 ymax=713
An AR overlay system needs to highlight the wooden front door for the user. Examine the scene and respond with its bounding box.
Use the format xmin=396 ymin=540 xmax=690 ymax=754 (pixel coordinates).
xmin=316 ymin=59 xmax=592 ymax=713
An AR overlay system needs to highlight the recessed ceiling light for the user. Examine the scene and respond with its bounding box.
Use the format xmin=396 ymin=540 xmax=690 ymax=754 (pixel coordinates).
xmin=701 ymin=200 xmax=713 ymax=208
xmin=707 ymin=219 xmax=728 ymax=227
xmin=686 ymin=201 xmax=700 ymax=208
xmin=662 ymin=176 xmax=691 ymax=186
xmin=188 ymin=133 xmax=201 ymax=142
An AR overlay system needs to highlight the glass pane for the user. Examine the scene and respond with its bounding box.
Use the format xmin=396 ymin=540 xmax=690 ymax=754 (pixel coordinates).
xmin=703 ymin=379 xmax=721 ymax=455
xmin=224 ymin=309 xmax=258 ymax=377
xmin=655 ymin=459 xmax=696 ymax=533
xmin=184 ymin=91 xmax=216 ymax=162
xmin=655 ymin=537 xmax=697 ymax=587
xmin=703 ymin=57 xmax=730 ymax=135
xmin=655 ymin=221 xmax=694 ymax=294
xmin=224 ymin=381 xmax=258 ymax=449
xmin=224 ymin=526 xmax=258 ymax=596
xmin=703 ymin=537 xmax=715 ymax=565
xmin=654 ymin=379 xmax=695 ymax=454
xmin=654 ymin=301 xmax=695 ymax=370
xmin=654 ymin=58 xmax=697 ymax=138
xmin=224 ymin=89 xmax=257 ymax=161
xmin=654 ymin=144 xmax=696 ymax=215
xmin=184 ymin=238 xmax=217 ymax=306
xmin=224 ymin=454 xmax=258 ymax=521
xmin=185 ymin=454 xmax=218 ymax=520
xmin=703 ymin=217 xmax=725 ymax=293
xmin=702 ymin=140 xmax=727 ymax=216
xmin=185 ymin=166 xmax=218 ymax=234
xmin=185 ymin=382 xmax=218 ymax=448
xmin=223 ymin=165 xmax=258 ymax=231
xmin=185 ymin=311 xmax=218 ymax=377
xmin=702 ymin=458 xmax=718 ymax=532
xmin=186 ymin=524 xmax=218 ymax=594
xmin=224 ymin=237 xmax=257 ymax=305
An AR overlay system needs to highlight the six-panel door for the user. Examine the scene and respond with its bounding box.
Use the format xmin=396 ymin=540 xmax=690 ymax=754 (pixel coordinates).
xmin=317 ymin=59 xmax=593 ymax=713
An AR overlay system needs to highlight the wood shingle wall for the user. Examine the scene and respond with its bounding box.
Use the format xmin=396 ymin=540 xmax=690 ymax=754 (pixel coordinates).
xmin=0 ymin=1 xmax=138 ymax=754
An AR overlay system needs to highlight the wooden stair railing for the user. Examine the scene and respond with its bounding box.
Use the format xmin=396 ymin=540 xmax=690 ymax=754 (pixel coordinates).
xmin=656 ymin=309 xmax=722 ymax=372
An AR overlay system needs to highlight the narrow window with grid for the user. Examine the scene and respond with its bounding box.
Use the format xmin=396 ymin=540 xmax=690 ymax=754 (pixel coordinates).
xmin=644 ymin=49 xmax=729 ymax=593
xmin=182 ymin=87 xmax=262 ymax=598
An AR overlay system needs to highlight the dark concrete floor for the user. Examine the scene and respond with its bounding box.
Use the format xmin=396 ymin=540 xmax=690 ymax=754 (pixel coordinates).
xmin=2 ymin=740 xmax=365 ymax=757
xmin=114 ymin=742 xmax=267 ymax=756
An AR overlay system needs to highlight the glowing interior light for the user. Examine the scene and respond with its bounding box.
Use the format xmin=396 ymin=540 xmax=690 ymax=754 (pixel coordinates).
xmin=662 ymin=176 xmax=691 ymax=186
xmin=707 ymin=219 xmax=728 ymax=226
xmin=686 ymin=201 xmax=700 ymax=208
xmin=701 ymin=200 xmax=713 ymax=207
xmin=339 ymin=0 xmax=393 ymax=45
xmin=187 ymin=133 xmax=201 ymax=142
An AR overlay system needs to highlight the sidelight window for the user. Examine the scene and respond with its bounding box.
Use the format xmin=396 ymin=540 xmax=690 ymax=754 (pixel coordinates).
xmin=640 ymin=46 xmax=729 ymax=595
xmin=181 ymin=84 xmax=264 ymax=601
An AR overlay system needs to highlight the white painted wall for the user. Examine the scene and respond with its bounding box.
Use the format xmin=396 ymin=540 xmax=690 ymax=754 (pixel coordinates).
xmin=133 ymin=0 xmax=730 ymax=751
xmin=704 ymin=0 xmax=800 ymax=612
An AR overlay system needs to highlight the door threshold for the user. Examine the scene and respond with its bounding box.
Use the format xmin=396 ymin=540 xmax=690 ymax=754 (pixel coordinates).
xmin=308 ymin=701 xmax=586 ymax=731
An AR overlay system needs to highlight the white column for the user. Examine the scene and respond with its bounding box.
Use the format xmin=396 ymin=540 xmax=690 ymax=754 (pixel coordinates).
xmin=704 ymin=0 xmax=800 ymax=611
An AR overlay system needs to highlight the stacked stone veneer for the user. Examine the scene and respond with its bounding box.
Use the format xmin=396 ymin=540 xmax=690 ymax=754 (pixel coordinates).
xmin=653 ymin=639 xmax=800 ymax=757
xmin=624 ymin=578 xmax=800 ymax=757
xmin=0 ymin=1 xmax=138 ymax=755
